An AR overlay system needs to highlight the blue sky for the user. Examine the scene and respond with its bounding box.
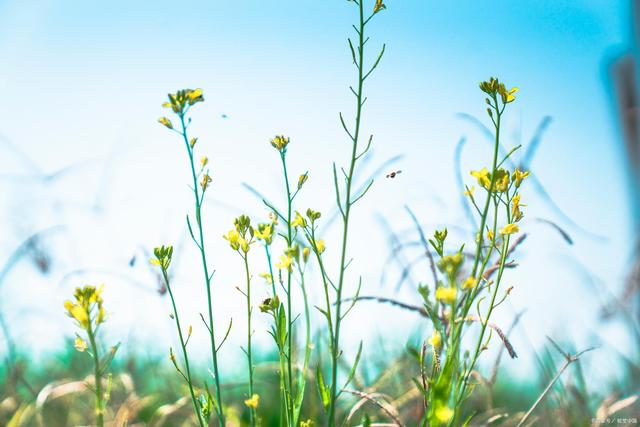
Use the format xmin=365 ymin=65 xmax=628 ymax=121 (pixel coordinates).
xmin=0 ymin=0 xmax=635 ymax=382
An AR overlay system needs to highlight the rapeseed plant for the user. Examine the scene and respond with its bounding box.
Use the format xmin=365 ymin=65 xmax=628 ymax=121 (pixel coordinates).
xmin=63 ymin=285 xmax=118 ymax=427
xmin=415 ymin=77 xmax=530 ymax=426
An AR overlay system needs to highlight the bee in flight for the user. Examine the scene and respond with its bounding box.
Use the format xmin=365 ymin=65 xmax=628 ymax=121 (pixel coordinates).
xmin=386 ymin=170 xmax=402 ymax=179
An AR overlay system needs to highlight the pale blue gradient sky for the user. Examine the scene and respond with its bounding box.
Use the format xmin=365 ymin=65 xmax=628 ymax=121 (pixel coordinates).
xmin=0 ymin=1 xmax=635 ymax=382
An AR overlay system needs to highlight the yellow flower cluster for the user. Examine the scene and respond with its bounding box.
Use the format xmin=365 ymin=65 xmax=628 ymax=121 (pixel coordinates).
xmin=158 ymin=88 xmax=205 ymax=129
xmin=270 ymin=135 xmax=290 ymax=152
xmin=479 ymin=77 xmax=518 ymax=104
xmin=470 ymin=168 xmax=510 ymax=192
xmin=63 ymin=285 xmax=106 ymax=329
xmin=435 ymin=286 xmax=457 ymax=305
xmin=151 ymin=245 xmax=173 ymax=270
xmin=223 ymin=215 xmax=254 ymax=253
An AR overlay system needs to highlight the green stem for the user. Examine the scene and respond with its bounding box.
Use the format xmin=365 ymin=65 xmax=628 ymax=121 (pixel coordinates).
xmin=329 ymin=2 xmax=366 ymax=425
xmin=243 ymin=255 xmax=256 ymax=427
xmin=179 ymin=114 xmax=225 ymax=426
xmin=279 ymin=152 xmax=294 ymax=427
xmin=161 ymin=269 xmax=205 ymax=427
xmin=86 ymin=319 xmax=104 ymax=427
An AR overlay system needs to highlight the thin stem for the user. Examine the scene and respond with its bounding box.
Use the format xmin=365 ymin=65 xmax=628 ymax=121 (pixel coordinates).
xmin=179 ymin=114 xmax=225 ymax=426
xmin=279 ymin=152 xmax=295 ymax=427
xmin=243 ymin=255 xmax=256 ymax=427
xmin=86 ymin=320 xmax=104 ymax=427
xmin=161 ymin=269 xmax=205 ymax=427
xmin=329 ymin=2 xmax=367 ymax=425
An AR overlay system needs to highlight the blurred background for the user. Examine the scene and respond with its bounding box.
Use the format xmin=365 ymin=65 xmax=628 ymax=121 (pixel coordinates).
xmin=0 ymin=0 xmax=637 ymax=404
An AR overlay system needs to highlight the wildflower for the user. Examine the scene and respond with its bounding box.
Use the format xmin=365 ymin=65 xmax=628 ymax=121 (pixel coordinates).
xmin=479 ymin=77 xmax=500 ymax=96
xmin=471 ymin=168 xmax=491 ymax=189
xmin=437 ymin=253 xmax=463 ymax=276
xmin=303 ymin=247 xmax=310 ymax=263
xmin=298 ymin=173 xmax=308 ymax=190
xmin=462 ymin=276 xmax=478 ymax=290
xmin=200 ymin=173 xmax=212 ymax=191
xmin=512 ymin=169 xmax=530 ymax=188
xmin=464 ymin=186 xmax=475 ymax=197
xmin=500 ymin=223 xmax=519 ymax=235
xmin=189 ymin=137 xmax=198 ymax=148
xmin=373 ymin=0 xmax=386 ymax=13
xmin=306 ymin=208 xmax=321 ymax=222
xmin=428 ymin=330 xmax=441 ymax=349
xmin=493 ymin=168 xmax=510 ymax=192
xmin=74 ymin=337 xmax=88 ymax=352
xmin=435 ymin=286 xmax=457 ymax=304
xmin=259 ymin=272 xmax=273 ymax=285
xmin=291 ymin=211 xmax=307 ymax=228
xmin=244 ymin=394 xmax=260 ymax=409
xmin=511 ymin=193 xmax=524 ymax=222
xmin=254 ymin=223 xmax=274 ymax=245
xmin=223 ymin=229 xmax=241 ymax=251
xmin=487 ymin=230 xmax=495 ymax=242
xmin=158 ymin=117 xmax=173 ymax=129
xmin=162 ymin=88 xmax=205 ymax=115
xmin=200 ymin=156 xmax=208 ymax=168
xmin=300 ymin=420 xmax=314 ymax=427
xmin=64 ymin=285 xmax=106 ymax=328
xmin=270 ymin=135 xmax=290 ymax=152
xmin=151 ymin=245 xmax=173 ymax=270
xmin=435 ymin=404 xmax=454 ymax=423
xmin=276 ymin=254 xmax=293 ymax=272
xmin=430 ymin=228 xmax=448 ymax=256
xmin=498 ymin=84 xmax=519 ymax=104
xmin=315 ymin=239 xmax=326 ymax=254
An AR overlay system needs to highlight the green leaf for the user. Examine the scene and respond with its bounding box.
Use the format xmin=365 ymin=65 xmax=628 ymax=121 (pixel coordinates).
xmin=316 ymin=366 xmax=331 ymax=412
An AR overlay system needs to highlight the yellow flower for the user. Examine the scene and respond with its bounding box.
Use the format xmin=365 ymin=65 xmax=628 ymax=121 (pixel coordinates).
xmin=493 ymin=168 xmax=510 ymax=192
xmin=300 ymin=420 xmax=314 ymax=427
xmin=158 ymin=117 xmax=173 ymax=129
xmin=163 ymin=88 xmax=205 ymax=115
xmin=462 ymin=276 xmax=477 ymax=290
xmin=223 ymin=229 xmax=241 ymax=250
xmin=189 ymin=137 xmax=198 ymax=148
xmin=435 ymin=405 xmax=454 ymax=423
xmin=437 ymin=253 xmax=463 ymax=276
xmin=270 ymin=135 xmax=290 ymax=152
xmin=186 ymin=88 xmax=204 ymax=104
xmin=303 ymin=247 xmax=310 ymax=263
xmin=200 ymin=156 xmax=208 ymax=168
xmin=500 ymin=223 xmax=519 ymax=235
xmin=254 ymin=223 xmax=274 ymax=245
xmin=487 ymin=230 xmax=495 ymax=242
xmin=276 ymin=254 xmax=293 ymax=272
xmin=239 ymin=237 xmax=250 ymax=253
xmin=511 ymin=193 xmax=525 ymax=222
xmin=74 ymin=337 xmax=88 ymax=352
xmin=244 ymin=394 xmax=260 ymax=409
xmin=291 ymin=212 xmax=307 ymax=228
xmin=470 ymin=168 xmax=491 ymax=189
xmin=315 ymin=239 xmax=326 ymax=254
xmin=435 ymin=287 xmax=457 ymax=304
xmin=151 ymin=245 xmax=173 ymax=270
xmin=373 ymin=0 xmax=386 ymax=13
xmin=428 ymin=330 xmax=441 ymax=349
xmin=200 ymin=173 xmax=212 ymax=191
xmin=498 ymin=83 xmax=519 ymax=104
xmin=512 ymin=169 xmax=530 ymax=188
xmin=298 ymin=173 xmax=308 ymax=189
xmin=463 ymin=186 xmax=475 ymax=197
xmin=259 ymin=272 xmax=273 ymax=285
